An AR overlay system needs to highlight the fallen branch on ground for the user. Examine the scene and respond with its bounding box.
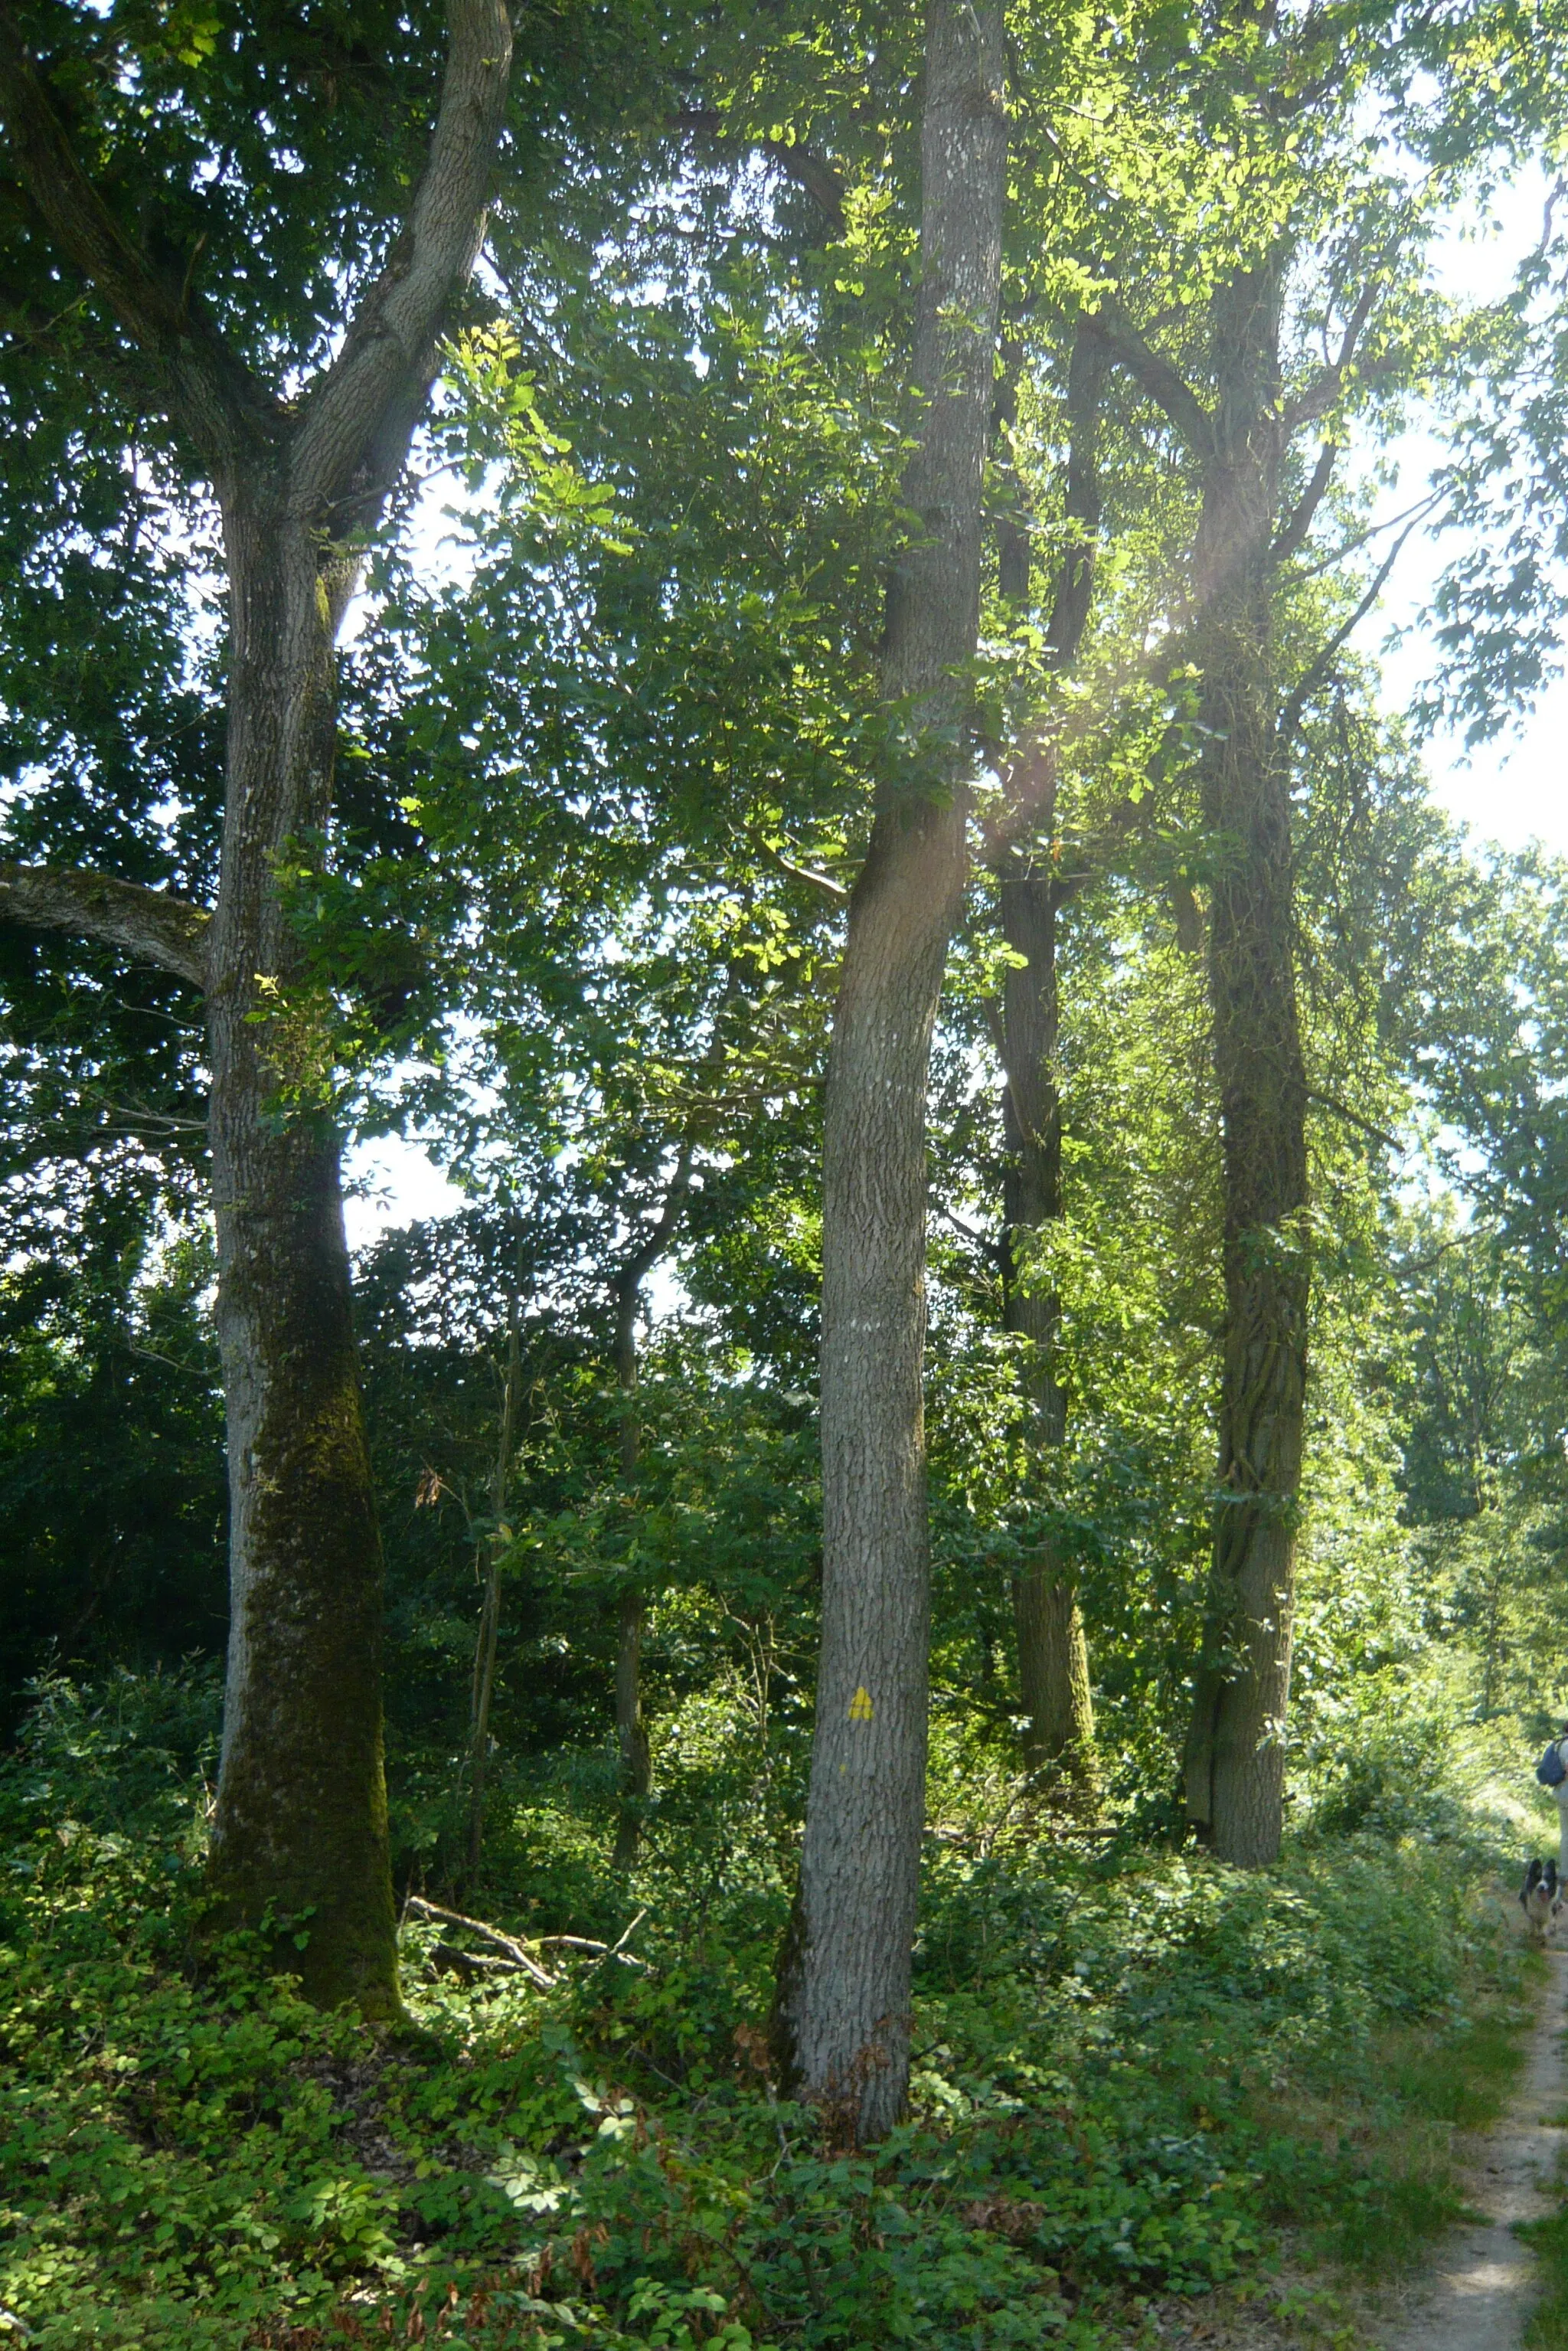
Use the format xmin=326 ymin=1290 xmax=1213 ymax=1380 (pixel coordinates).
xmin=401 ymin=1895 xmax=557 ymax=1987
xmin=534 ymin=1907 xmax=652 ymax=1969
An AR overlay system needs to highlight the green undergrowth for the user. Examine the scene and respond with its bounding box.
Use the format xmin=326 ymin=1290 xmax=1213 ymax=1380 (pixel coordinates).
xmin=1522 ymin=2205 xmax=1568 ymax=2349
xmin=0 ymin=1676 xmax=1532 ymax=2349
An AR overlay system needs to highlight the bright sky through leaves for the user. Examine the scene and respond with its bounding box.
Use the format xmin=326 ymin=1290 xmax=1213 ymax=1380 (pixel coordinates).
xmin=1370 ymin=165 xmax=1568 ymax=855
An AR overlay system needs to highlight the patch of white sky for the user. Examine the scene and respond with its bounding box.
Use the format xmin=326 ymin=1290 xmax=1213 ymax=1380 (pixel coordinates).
xmin=1354 ymin=159 xmax=1568 ymax=854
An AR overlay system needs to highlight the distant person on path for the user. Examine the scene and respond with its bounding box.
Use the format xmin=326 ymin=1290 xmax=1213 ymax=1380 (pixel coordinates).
xmin=1541 ymin=1722 xmax=1568 ymax=1874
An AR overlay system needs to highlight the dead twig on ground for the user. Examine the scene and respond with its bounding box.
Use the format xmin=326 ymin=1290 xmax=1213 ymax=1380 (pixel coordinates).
xmin=402 ymin=1894 xmax=557 ymax=1988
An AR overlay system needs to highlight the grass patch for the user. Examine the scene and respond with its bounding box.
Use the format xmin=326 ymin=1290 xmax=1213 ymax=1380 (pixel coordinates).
xmin=1525 ymin=2207 xmax=1568 ymax=2350
xmin=1519 ymin=1954 xmax=1568 ymax=2351
xmin=1390 ymin=1992 xmax=1535 ymax=2131
xmin=1227 ymin=1984 xmax=1534 ymax=2277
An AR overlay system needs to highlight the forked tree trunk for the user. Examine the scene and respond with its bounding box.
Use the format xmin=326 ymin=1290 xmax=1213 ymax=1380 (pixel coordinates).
xmin=998 ymin=872 xmax=1095 ymax=1792
xmin=0 ymin=3 xmax=513 ymax=2009
xmin=1179 ymin=267 xmax=1309 ymax=1868
xmin=772 ymin=0 xmax=1005 ymax=2142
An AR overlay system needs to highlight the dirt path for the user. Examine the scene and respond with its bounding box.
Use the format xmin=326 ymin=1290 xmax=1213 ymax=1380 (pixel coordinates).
xmin=1377 ymin=1944 xmax=1568 ymax=2350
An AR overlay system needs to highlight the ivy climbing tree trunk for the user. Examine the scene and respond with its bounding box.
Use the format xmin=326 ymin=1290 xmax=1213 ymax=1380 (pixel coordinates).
xmin=1178 ymin=265 xmax=1308 ymax=1867
xmin=0 ymin=0 xmax=513 ymax=2009
xmin=772 ymin=0 xmax=1005 ymax=2141
xmin=1086 ymin=223 xmax=1366 ymax=1863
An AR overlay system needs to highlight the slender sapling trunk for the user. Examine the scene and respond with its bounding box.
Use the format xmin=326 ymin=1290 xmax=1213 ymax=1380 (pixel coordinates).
xmin=612 ymin=1271 xmax=652 ymax=1869
xmin=467 ymin=1287 xmax=521 ymax=1883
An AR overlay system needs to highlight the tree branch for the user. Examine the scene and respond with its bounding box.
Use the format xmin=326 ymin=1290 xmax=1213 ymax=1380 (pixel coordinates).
xmin=1083 ymin=301 xmax=1214 ymax=466
xmin=1269 ymin=439 xmax=1335 ymax=568
xmin=0 ymin=0 xmax=512 ymax=528
xmin=675 ymin=110 xmax=846 ymax=231
xmin=1306 ymin=1087 xmax=1403 ymax=1155
xmin=0 ymin=863 xmax=210 ymax=986
xmin=615 ymin=1136 xmax=699 ymax=1303
xmin=1280 ymin=280 xmax=1377 ymax=433
xmin=1275 ymin=507 xmax=1426 ymax=745
xmin=402 ymin=1892 xmax=555 ymax=1986
xmin=290 ymin=0 xmax=514 ymax=531
xmin=753 ymin=832 xmax=850 ymax=903
xmin=0 ymin=5 xmax=283 ymax=484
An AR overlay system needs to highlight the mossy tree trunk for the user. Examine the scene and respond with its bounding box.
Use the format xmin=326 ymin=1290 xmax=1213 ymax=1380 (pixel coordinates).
xmin=0 ymin=3 xmax=513 ymax=2008
xmin=203 ymin=505 xmax=403 ymax=2004
xmin=1176 ymin=267 xmax=1308 ymax=1868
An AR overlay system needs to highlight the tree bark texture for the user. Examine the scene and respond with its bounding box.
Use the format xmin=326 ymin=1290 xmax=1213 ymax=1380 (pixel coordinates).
xmin=773 ymin=0 xmax=1005 ymax=2142
xmin=0 ymin=1 xmax=513 ymax=2010
xmin=1178 ymin=268 xmax=1309 ymax=1869
xmin=998 ymin=874 xmax=1095 ymax=1787
xmin=203 ymin=505 xmax=401 ymax=2005
xmin=0 ymin=865 xmax=210 ymax=986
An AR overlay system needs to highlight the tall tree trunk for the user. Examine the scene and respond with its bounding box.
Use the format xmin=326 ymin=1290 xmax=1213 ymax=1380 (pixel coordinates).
xmin=202 ymin=511 xmax=403 ymax=2007
xmin=1180 ymin=268 xmax=1309 ymax=1869
xmin=0 ymin=1 xmax=514 ymax=2010
xmin=612 ymin=1272 xmax=652 ymax=1869
xmin=773 ymin=0 xmax=1005 ymax=2143
xmin=998 ymin=872 xmax=1095 ymax=1790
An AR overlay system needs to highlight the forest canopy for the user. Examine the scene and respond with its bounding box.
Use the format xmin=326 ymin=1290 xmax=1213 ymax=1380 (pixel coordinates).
xmin=5 ymin=0 xmax=1568 ymax=2341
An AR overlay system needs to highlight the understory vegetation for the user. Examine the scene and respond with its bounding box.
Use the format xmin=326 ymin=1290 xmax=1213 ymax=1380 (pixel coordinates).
xmin=0 ymin=1667 xmax=1542 ymax=2349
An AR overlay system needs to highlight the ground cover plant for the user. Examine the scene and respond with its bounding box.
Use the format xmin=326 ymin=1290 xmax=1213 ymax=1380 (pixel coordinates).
xmin=0 ymin=1670 xmax=1533 ymax=2349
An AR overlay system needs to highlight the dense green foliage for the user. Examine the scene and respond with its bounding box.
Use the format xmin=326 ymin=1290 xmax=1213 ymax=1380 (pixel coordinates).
xmin=0 ymin=1670 xmax=1537 ymax=2349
